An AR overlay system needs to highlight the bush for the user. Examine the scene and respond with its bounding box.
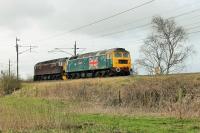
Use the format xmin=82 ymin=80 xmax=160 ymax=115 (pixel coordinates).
xmin=0 ymin=72 xmax=21 ymax=96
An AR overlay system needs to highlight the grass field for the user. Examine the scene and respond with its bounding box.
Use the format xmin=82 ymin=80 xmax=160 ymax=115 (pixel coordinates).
xmin=0 ymin=74 xmax=200 ymax=132
xmin=0 ymin=96 xmax=200 ymax=133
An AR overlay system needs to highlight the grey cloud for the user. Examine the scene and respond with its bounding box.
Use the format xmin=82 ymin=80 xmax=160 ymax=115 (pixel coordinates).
xmin=0 ymin=0 xmax=54 ymax=30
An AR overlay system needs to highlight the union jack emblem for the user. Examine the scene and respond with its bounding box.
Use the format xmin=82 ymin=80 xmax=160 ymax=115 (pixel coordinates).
xmin=89 ymin=58 xmax=98 ymax=69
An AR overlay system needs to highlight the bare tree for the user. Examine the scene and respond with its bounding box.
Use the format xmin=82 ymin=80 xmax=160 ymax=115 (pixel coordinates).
xmin=138 ymin=16 xmax=193 ymax=75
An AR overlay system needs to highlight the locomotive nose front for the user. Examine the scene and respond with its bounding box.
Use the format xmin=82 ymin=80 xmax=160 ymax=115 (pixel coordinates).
xmin=113 ymin=51 xmax=131 ymax=75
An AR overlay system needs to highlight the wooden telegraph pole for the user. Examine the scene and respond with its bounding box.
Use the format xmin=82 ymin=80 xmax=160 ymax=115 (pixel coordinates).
xmin=16 ymin=37 xmax=20 ymax=80
xmin=9 ymin=59 xmax=11 ymax=77
xmin=15 ymin=37 xmax=37 ymax=80
xmin=74 ymin=41 xmax=77 ymax=56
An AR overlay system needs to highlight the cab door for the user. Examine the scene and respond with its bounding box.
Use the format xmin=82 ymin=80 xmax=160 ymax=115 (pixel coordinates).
xmin=106 ymin=53 xmax=113 ymax=68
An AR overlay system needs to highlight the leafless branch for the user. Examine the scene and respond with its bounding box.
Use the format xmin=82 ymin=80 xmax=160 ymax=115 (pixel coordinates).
xmin=138 ymin=16 xmax=193 ymax=75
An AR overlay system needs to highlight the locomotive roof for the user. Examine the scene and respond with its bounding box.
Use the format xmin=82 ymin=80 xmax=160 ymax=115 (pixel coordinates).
xmin=70 ymin=48 xmax=127 ymax=59
xmin=36 ymin=57 xmax=68 ymax=66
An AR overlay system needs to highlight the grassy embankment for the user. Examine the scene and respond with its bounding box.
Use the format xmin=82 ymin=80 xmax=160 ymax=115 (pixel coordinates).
xmin=0 ymin=74 xmax=200 ymax=132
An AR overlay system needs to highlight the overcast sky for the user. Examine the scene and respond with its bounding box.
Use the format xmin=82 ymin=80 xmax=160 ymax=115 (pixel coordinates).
xmin=0 ymin=0 xmax=200 ymax=78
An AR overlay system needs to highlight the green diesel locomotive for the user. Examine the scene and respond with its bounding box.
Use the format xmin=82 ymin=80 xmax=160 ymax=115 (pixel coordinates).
xmin=34 ymin=48 xmax=132 ymax=80
xmin=67 ymin=48 xmax=132 ymax=79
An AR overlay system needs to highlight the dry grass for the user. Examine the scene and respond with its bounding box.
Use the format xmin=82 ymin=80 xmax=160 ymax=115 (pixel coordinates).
xmin=0 ymin=97 xmax=86 ymax=132
xmin=17 ymin=74 xmax=200 ymax=118
xmin=0 ymin=74 xmax=200 ymax=132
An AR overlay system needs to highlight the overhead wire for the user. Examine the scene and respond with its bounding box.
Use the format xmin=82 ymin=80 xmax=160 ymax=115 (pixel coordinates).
xmin=94 ymin=1 xmax=200 ymax=36
xmin=31 ymin=0 xmax=200 ymax=51
xmin=186 ymin=25 xmax=200 ymax=31
xmin=68 ymin=0 xmax=156 ymax=32
xmin=110 ymin=20 xmax=200 ymax=47
xmin=188 ymin=30 xmax=200 ymax=35
xmin=100 ymin=7 xmax=200 ymax=37
xmin=87 ymin=3 xmax=200 ymax=46
xmin=35 ymin=0 xmax=156 ymax=43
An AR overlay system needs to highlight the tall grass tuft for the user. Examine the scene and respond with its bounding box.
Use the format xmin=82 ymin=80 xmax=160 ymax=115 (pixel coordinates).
xmin=0 ymin=72 xmax=21 ymax=96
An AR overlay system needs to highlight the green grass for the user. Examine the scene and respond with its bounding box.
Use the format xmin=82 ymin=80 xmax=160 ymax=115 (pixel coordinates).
xmin=70 ymin=114 xmax=200 ymax=133
xmin=74 ymin=114 xmax=200 ymax=133
xmin=0 ymin=96 xmax=200 ymax=133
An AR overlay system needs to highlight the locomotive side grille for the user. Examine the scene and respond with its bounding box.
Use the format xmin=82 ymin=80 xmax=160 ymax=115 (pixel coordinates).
xmin=118 ymin=60 xmax=128 ymax=64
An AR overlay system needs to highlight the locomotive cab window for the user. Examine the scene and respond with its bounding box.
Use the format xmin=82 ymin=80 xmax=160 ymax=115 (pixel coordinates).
xmin=114 ymin=52 xmax=122 ymax=58
xmin=123 ymin=52 xmax=129 ymax=58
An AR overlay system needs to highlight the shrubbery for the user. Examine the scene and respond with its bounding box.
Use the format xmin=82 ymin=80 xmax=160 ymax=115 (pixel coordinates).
xmin=21 ymin=74 xmax=200 ymax=118
xmin=0 ymin=72 xmax=21 ymax=96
